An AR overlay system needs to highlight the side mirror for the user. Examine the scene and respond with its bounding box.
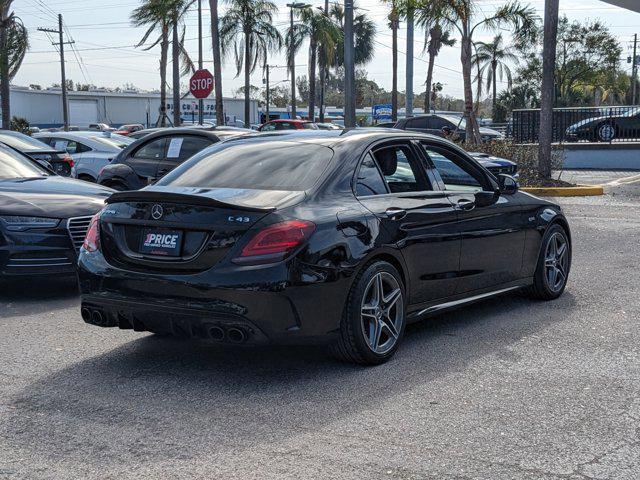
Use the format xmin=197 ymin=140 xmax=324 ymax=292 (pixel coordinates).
xmin=474 ymin=190 xmax=499 ymax=208
xmin=498 ymin=174 xmax=519 ymax=195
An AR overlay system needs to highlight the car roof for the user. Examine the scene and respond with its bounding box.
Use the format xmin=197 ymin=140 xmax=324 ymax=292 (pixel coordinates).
xmin=267 ymin=119 xmax=312 ymax=124
xmin=135 ymin=127 xmax=246 ymax=141
xmin=219 ymin=128 xmax=447 ymax=150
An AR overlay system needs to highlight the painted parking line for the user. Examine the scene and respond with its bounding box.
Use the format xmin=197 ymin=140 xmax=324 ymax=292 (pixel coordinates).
xmin=606 ymin=173 xmax=640 ymax=186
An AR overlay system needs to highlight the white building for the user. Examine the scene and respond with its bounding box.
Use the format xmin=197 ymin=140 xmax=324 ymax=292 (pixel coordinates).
xmin=5 ymin=87 xmax=259 ymax=128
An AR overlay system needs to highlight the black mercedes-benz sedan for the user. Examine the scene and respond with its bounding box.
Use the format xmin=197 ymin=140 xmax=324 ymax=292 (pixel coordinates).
xmin=0 ymin=143 xmax=113 ymax=277
xmin=78 ymin=129 xmax=571 ymax=364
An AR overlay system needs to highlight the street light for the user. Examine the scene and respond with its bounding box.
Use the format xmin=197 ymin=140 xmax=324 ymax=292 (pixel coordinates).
xmin=286 ymin=2 xmax=310 ymax=119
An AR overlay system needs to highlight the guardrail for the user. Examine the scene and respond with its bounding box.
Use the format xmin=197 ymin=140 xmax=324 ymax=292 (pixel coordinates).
xmin=511 ymin=106 xmax=640 ymax=144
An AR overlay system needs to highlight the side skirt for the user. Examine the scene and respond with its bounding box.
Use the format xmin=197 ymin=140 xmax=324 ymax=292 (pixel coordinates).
xmin=406 ymin=278 xmax=533 ymax=323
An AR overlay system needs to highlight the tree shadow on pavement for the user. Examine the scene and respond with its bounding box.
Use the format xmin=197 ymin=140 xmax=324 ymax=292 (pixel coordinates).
xmin=1 ymin=290 xmax=577 ymax=473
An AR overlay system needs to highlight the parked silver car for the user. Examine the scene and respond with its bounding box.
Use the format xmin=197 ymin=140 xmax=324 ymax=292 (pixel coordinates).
xmin=35 ymin=131 xmax=134 ymax=182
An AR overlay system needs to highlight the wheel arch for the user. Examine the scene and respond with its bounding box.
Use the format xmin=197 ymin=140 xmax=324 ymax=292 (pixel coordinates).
xmin=355 ymin=249 xmax=409 ymax=293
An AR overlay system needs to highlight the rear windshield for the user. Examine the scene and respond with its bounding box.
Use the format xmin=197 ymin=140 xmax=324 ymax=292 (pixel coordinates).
xmin=0 ymin=145 xmax=49 ymax=179
xmin=90 ymin=135 xmax=134 ymax=149
xmin=158 ymin=140 xmax=333 ymax=191
xmin=0 ymin=131 xmax=52 ymax=151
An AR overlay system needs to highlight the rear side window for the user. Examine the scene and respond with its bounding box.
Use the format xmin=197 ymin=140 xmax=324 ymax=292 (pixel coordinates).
xmin=133 ymin=138 xmax=166 ymax=160
xmin=158 ymin=141 xmax=333 ymax=191
xmin=355 ymin=153 xmax=388 ymax=196
xmin=405 ymin=117 xmax=428 ymax=129
xmin=372 ymin=145 xmax=429 ymax=193
xmin=165 ymin=136 xmax=214 ymax=162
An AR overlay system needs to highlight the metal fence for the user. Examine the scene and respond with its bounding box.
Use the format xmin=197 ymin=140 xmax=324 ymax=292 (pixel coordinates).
xmin=511 ymin=106 xmax=640 ymax=144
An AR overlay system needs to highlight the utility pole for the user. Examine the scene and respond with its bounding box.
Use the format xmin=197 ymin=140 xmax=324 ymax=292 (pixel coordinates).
xmin=344 ymin=0 xmax=355 ymax=127
xmin=197 ymin=0 xmax=204 ymax=124
xmin=632 ymin=34 xmax=638 ymax=105
xmin=286 ymin=3 xmax=309 ymax=119
xmin=318 ymin=0 xmax=329 ymax=122
xmin=405 ymin=6 xmax=414 ymax=117
xmin=38 ymin=14 xmax=74 ymax=131
xmin=265 ymin=64 xmax=270 ymax=123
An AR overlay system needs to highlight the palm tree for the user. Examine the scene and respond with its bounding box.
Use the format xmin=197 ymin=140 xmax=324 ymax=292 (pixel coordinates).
xmin=472 ymin=34 xmax=517 ymax=115
xmin=416 ymin=13 xmax=455 ymax=113
xmin=382 ymin=0 xmax=400 ymax=121
xmin=287 ymin=6 xmax=341 ymax=120
xmin=0 ymin=1 xmax=28 ymax=129
xmin=220 ymin=0 xmax=282 ymax=128
xmin=329 ymin=3 xmax=376 ymax=70
xmin=538 ymin=0 xmax=559 ymax=179
xmin=434 ymin=0 xmax=538 ymax=144
xmin=209 ymin=0 xmax=225 ymax=125
xmin=131 ymin=0 xmax=193 ymax=127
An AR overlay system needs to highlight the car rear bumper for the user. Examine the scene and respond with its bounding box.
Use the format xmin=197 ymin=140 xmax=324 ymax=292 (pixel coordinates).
xmin=77 ymin=251 xmax=351 ymax=345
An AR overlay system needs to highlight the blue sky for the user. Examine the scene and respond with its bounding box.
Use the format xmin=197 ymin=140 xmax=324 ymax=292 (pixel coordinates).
xmin=14 ymin=0 xmax=640 ymax=100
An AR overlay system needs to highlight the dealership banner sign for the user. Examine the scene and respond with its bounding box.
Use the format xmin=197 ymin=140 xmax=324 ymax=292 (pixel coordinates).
xmin=372 ymin=104 xmax=393 ymax=121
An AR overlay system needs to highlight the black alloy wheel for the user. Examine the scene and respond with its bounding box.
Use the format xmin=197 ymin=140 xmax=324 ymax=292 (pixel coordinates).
xmin=528 ymin=224 xmax=571 ymax=300
xmin=331 ymin=261 xmax=406 ymax=365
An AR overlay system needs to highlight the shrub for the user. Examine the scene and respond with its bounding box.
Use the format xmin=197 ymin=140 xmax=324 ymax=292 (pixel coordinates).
xmin=9 ymin=116 xmax=30 ymax=135
xmin=462 ymin=141 xmax=566 ymax=187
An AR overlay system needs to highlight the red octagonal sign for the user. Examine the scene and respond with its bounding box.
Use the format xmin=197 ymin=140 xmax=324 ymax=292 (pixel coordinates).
xmin=189 ymin=69 xmax=214 ymax=99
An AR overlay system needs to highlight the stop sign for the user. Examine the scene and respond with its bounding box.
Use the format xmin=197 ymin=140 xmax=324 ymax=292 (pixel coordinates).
xmin=189 ymin=69 xmax=214 ymax=99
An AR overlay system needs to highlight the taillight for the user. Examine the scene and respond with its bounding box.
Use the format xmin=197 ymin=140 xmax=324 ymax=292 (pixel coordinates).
xmin=233 ymin=220 xmax=316 ymax=265
xmin=82 ymin=214 xmax=100 ymax=253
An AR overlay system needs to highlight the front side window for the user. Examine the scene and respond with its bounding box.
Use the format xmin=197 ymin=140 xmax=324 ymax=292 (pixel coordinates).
xmin=164 ymin=136 xmax=214 ymax=162
xmin=133 ymin=138 xmax=166 ymax=160
xmin=355 ymin=153 xmax=388 ymax=196
xmin=421 ymin=144 xmax=483 ymax=191
xmin=260 ymin=123 xmax=276 ymax=131
xmin=372 ymin=145 xmax=428 ymax=194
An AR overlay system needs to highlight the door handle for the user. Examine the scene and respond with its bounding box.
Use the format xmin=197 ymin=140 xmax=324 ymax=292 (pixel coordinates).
xmin=385 ymin=208 xmax=407 ymax=220
xmin=456 ymin=199 xmax=476 ymax=211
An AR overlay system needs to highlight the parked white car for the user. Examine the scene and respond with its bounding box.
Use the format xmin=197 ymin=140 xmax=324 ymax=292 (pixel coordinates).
xmin=34 ymin=131 xmax=134 ymax=182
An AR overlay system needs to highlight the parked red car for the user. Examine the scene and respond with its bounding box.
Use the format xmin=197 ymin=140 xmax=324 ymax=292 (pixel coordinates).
xmin=257 ymin=119 xmax=318 ymax=132
xmin=114 ymin=124 xmax=145 ymax=136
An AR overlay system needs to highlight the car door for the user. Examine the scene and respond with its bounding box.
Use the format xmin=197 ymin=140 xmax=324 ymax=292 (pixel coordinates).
xmin=126 ymin=136 xmax=168 ymax=184
xmin=155 ymin=135 xmax=215 ymax=180
xmin=355 ymin=141 xmax=461 ymax=305
xmin=419 ymin=141 xmax=526 ymax=293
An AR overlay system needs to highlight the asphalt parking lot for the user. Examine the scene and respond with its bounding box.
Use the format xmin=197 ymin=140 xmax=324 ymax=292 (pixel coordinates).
xmin=1 ymin=181 xmax=639 ymax=479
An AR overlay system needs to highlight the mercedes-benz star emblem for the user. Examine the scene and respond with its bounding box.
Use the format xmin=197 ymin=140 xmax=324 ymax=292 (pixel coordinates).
xmin=151 ymin=204 xmax=164 ymax=220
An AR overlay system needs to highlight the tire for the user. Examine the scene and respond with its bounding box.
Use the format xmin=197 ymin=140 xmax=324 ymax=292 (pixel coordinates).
xmin=330 ymin=261 xmax=406 ymax=365
xmin=597 ymin=123 xmax=616 ymax=142
xmin=527 ymin=224 xmax=571 ymax=300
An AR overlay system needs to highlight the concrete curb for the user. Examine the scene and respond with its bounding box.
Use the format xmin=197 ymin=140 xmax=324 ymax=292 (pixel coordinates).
xmin=521 ymin=185 xmax=605 ymax=197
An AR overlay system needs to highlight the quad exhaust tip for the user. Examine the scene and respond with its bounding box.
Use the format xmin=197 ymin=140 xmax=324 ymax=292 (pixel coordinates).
xmin=208 ymin=326 xmax=225 ymax=341
xmin=91 ymin=310 xmax=104 ymax=325
xmin=81 ymin=307 xmax=92 ymax=322
xmin=227 ymin=327 xmax=247 ymax=343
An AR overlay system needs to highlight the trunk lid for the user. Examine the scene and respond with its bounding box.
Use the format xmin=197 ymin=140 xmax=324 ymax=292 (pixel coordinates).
xmin=99 ymin=187 xmax=303 ymax=273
